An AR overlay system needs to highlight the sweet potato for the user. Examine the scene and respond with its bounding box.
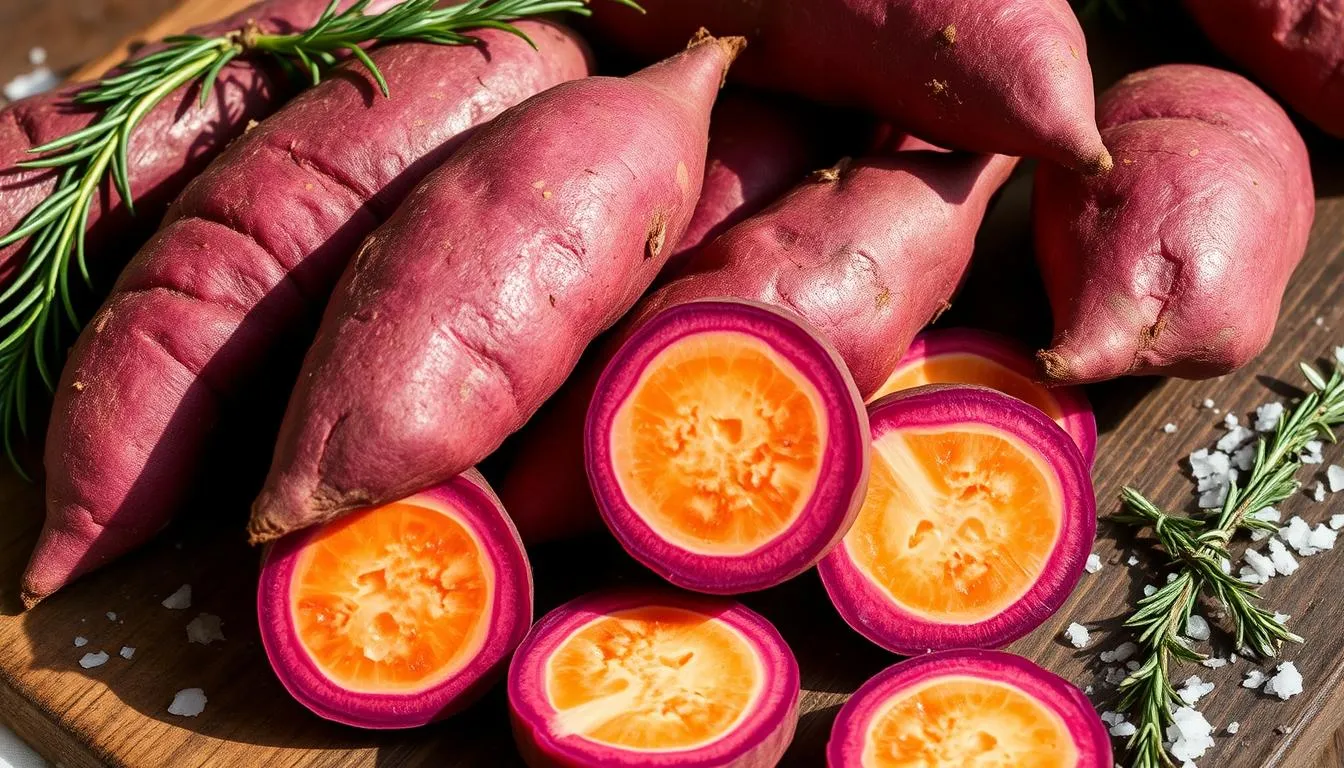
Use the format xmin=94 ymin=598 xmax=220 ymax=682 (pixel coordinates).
xmin=1185 ymin=0 xmax=1344 ymax=138
xmin=247 ymin=34 xmax=741 ymax=543
xmin=586 ymin=0 xmax=1109 ymax=172
xmin=24 ymin=23 xmax=591 ymax=606
xmin=666 ymin=91 xmax=837 ymax=278
xmin=501 ymin=140 xmax=1017 ymax=544
xmin=1033 ymin=64 xmax=1314 ymax=384
xmin=0 ymin=0 xmax=383 ymax=288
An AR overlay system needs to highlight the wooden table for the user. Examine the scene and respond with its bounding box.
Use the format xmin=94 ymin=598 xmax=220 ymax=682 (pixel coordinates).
xmin=2 ymin=1 xmax=1344 ymax=766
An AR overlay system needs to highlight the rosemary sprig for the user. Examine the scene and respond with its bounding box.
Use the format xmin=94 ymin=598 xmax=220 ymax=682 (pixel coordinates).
xmin=1112 ymin=353 xmax=1344 ymax=767
xmin=0 ymin=0 xmax=639 ymax=474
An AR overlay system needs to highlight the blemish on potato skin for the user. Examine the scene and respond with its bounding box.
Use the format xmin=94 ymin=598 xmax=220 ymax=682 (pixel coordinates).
xmin=675 ymin=161 xmax=690 ymax=195
xmin=1188 ymin=148 xmax=1200 ymax=157
xmin=1069 ymin=45 xmax=1079 ymax=60
xmin=72 ymin=381 xmax=84 ymax=392
xmin=875 ymin=288 xmax=891 ymax=309
xmin=548 ymin=294 xmax=556 ymax=307
xmin=938 ymin=24 xmax=957 ymax=46
xmin=646 ymin=212 xmax=668 ymax=260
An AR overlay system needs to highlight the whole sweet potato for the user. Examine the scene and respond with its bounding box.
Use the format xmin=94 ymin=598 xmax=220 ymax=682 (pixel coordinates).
xmin=501 ymin=140 xmax=1018 ymax=543
xmin=667 ymin=91 xmax=837 ymax=278
xmin=1185 ymin=0 xmax=1344 ymax=138
xmin=248 ymin=34 xmax=741 ymax=543
xmin=1033 ymin=64 xmax=1314 ymax=384
xmin=0 ymin=0 xmax=385 ymax=288
xmin=587 ymin=0 xmax=1108 ymax=172
xmin=25 ymin=24 xmax=591 ymax=606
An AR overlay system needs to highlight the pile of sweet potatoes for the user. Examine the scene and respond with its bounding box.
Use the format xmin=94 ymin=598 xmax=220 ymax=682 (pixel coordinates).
xmin=5 ymin=0 xmax=1331 ymax=748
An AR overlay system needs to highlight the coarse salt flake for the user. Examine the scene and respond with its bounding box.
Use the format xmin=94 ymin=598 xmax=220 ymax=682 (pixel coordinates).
xmin=1267 ymin=538 xmax=1299 ymax=575
xmin=1167 ymin=707 xmax=1215 ymax=762
xmin=1163 ymin=423 xmax=1178 ymax=434
xmin=1313 ymin=481 xmax=1327 ymax=503
xmin=1302 ymin=440 xmax=1325 ymax=465
xmin=1227 ymin=722 xmax=1240 ymax=734
xmin=186 ymin=613 xmax=225 ymax=645
xmin=73 ymin=636 xmax=87 ymax=648
xmin=1263 ymin=662 xmax=1303 ymax=700
xmin=1202 ymin=657 xmax=1229 ymax=669
xmin=1329 ymin=465 xmax=1344 ymax=493
xmin=1217 ymin=426 xmax=1254 ymax=453
xmin=1330 ymin=514 xmax=1344 ymax=530
xmin=119 ymin=646 xmax=135 ymax=660
xmin=1243 ymin=548 xmax=1276 ymax=581
xmin=1250 ymin=507 xmax=1281 ymax=541
xmin=1255 ymin=402 xmax=1285 ymax=432
xmin=106 ymin=611 xmax=117 ymax=622
xmin=1128 ymin=555 xmax=1139 ymax=566
xmin=162 ymin=584 xmax=192 ymax=610
xmin=1063 ymin=623 xmax=1090 ymax=648
xmin=1185 ymin=615 xmax=1211 ymax=641
xmin=1202 ymin=398 xmax=1216 ymax=409
xmin=168 ymin=688 xmax=207 ymax=717
xmin=79 ymin=651 xmax=109 ymax=669
xmin=1177 ymin=676 xmax=1215 ymax=706
xmin=1243 ymin=669 xmax=1268 ymax=689
xmin=1085 ymin=553 xmax=1102 ymax=573
xmin=1224 ymin=413 xmax=1240 ymax=429
xmin=1101 ymin=642 xmax=1139 ymax=664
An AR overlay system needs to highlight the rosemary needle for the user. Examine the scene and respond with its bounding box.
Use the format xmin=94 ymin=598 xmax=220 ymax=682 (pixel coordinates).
xmin=0 ymin=0 xmax=640 ymax=475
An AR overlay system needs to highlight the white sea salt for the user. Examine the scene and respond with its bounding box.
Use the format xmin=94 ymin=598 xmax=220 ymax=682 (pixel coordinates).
xmin=162 ymin=584 xmax=192 ymax=610
xmin=1233 ymin=443 xmax=1257 ymax=472
xmin=1177 ymin=676 xmax=1216 ymax=706
xmin=79 ymin=651 xmax=109 ymax=669
xmin=1085 ymin=553 xmax=1103 ymax=574
xmin=1224 ymin=413 xmax=1240 ymax=429
xmin=119 ymin=646 xmax=135 ymax=660
xmin=1250 ymin=507 xmax=1281 ymax=541
xmin=1330 ymin=514 xmax=1344 ymax=530
xmin=1163 ymin=423 xmax=1178 ymax=434
xmin=1263 ymin=662 xmax=1303 ymax=700
xmin=186 ymin=613 xmax=225 ymax=645
xmin=1243 ymin=669 xmax=1268 ymax=689
xmin=1063 ymin=623 xmax=1090 ymax=648
xmin=1313 ymin=481 xmax=1327 ymax=502
xmin=1166 ymin=707 xmax=1215 ymax=762
xmin=1267 ymin=538 xmax=1299 ymax=576
xmin=1280 ymin=516 xmax=1332 ymax=556
xmin=73 ymin=636 xmax=87 ymax=648
xmin=1309 ymin=524 xmax=1337 ymax=552
xmin=1185 ymin=615 xmax=1211 ymax=642
xmin=1217 ymin=426 xmax=1255 ymax=453
xmin=168 ymin=688 xmax=207 ymax=717
xmin=105 ymin=611 xmax=117 ymax=622
xmin=1101 ymin=642 xmax=1139 ymax=664
xmin=1144 ymin=584 xmax=1159 ymax=596
xmin=1227 ymin=722 xmax=1240 ymax=734
xmin=1112 ymin=721 xmax=1138 ymax=738
xmin=1302 ymin=440 xmax=1325 ymax=465
xmin=3 ymin=67 xmax=59 ymax=101
xmin=1243 ymin=549 xmax=1277 ymax=582
xmin=1105 ymin=667 xmax=1129 ymax=686
xmin=1128 ymin=555 xmax=1140 ymax=566
xmin=1201 ymin=657 xmax=1229 ymax=669
xmin=1202 ymin=398 xmax=1216 ymax=409
xmin=1329 ymin=465 xmax=1344 ymax=493
xmin=1255 ymin=402 xmax=1285 ymax=432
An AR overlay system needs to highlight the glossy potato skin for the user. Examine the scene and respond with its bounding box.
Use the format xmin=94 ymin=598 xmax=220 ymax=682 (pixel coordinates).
xmin=0 ymin=0 xmax=384 ymax=287
xmin=501 ymin=141 xmax=1018 ymax=543
xmin=1033 ymin=64 xmax=1314 ymax=383
xmin=27 ymin=24 xmax=592 ymax=606
xmin=249 ymin=38 xmax=739 ymax=542
xmin=1186 ymin=0 xmax=1344 ymax=137
xmin=587 ymin=0 xmax=1108 ymax=171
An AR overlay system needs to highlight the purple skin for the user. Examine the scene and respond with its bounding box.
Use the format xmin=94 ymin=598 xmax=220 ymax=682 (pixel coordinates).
xmin=826 ymin=650 xmax=1112 ymax=767
xmin=889 ymin=328 xmax=1097 ymax=466
xmin=28 ymin=23 xmax=591 ymax=607
xmin=257 ymin=469 xmax=532 ymax=729
xmin=0 ymin=0 xmax=388 ymax=288
xmin=585 ymin=0 xmax=1110 ymax=172
xmin=508 ymin=589 xmax=800 ymax=768
xmin=586 ymin=299 xmax=870 ymax=595
xmin=818 ymin=384 xmax=1095 ymax=654
xmin=1034 ymin=64 xmax=1314 ymax=384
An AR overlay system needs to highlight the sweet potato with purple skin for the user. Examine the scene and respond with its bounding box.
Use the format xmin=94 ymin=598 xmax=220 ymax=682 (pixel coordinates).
xmin=25 ymin=23 xmax=591 ymax=607
xmin=0 ymin=0 xmax=385 ymax=288
xmin=586 ymin=0 xmax=1109 ymax=172
xmin=1033 ymin=64 xmax=1314 ymax=384
xmin=248 ymin=35 xmax=741 ymax=543
xmin=1185 ymin=0 xmax=1344 ymax=138
xmin=666 ymin=91 xmax=836 ymax=278
xmin=501 ymin=141 xmax=1017 ymax=544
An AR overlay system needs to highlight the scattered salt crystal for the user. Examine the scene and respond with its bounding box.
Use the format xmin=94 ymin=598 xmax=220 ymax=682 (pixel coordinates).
xmin=186 ymin=614 xmax=225 ymax=645
xmin=79 ymin=651 xmax=109 ymax=669
xmin=1224 ymin=413 xmax=1240 ymax=429
xmin=168 ymin=688 xmax=207 ymax=717
xmin=1329 ymin=465 xmax=1344 ymax=493
xmin=1243 ymin=669 xmax=1268 ymax=689
xmin=1100 ymin=711 xmax=1124 ymax=726
xmin=1144 ymin=584 xmax=1159 ymax=596
xmin=1255 ymin=402 xmax=1285 ymax=432
xmin=1167 ymin=572 xmax=1179 ymax=583
xmin=1313 ymin=481 xmax=1327 ymax=502
xmin=1317 ymin=317 xmax=1326 ymax=327
xmin=119 ymin=647 xmax=135 ymax=660
xmin=1112 ymin=721 xmax=1138 ymax=738
xmin=1202 ymin=657 xmax=1228 ymax=669
xmin=1163 ymin=423 xmax=1178 ymax=434
xmin=1217 ymin=426 xmax=1254 ymax=453
xmin=1190 ymin=449 xmax=1230 ymax=479
xmin=1230 ymin=654 xmax=1239 ymax=664
xmin=1185 ymin=615 xmax=1211 ymax=642
xmin=1308 ymin=524 xmax=1337 ymax=551
xmin=1250 ymin=507 xmax=1281 ymax=541
xmin=162 ymin=584 xmax=192 ymax=610
xmin=1063 ymin=623 xmax=1090 ymax=648
xmin=73 ymin=636 xmax=87 ymax=648
xmin=1126 ymin=660 xmax=1142 ymax=671
xmin=1127 ymin=555 xmax=1139 ymax=566
xmin=1330 ymin=514 xmax=1344 ymax=530
xmin=1227 ymin=722 xmax=1240 ymax=734
xmin=1167 ymin=707 xmax=1215 ymax=762
xmin=1199 ymin=468 xmax=1238 ymax=508
xmin=1336 ymin=345 xmax=1344 ymax=364
xmin=28 ymin=48 xmax=45 ymax=66
xmin=105 ymin=611 xmax=117 ymax=622
xmin=1101 ymin=642 xmax=1139 ymax=664
xmin=1177 ymin=676 xmax=1216 ymax=705
xmin=3 ymin=67 xmax=59 ymax=101
xmin=1267 ymin=538 xmax=1299 ymax=575
xmin=1302 ymin=440 xmax=1325 ymax=465
xmin=1273 ymin=612 xmax=1291 ymax=625
xmin=1202 ymin=398 xmax=1216 ymax=409
xmin=1263 ymin=662 xmax=1303 ymax=700
xmin=1105 ymin=667 xmax=1129 ymax=685
xmin=1220 ymin=557 xmax=1232 ymax=575
xmin=1280 ymin=516 xmax=1325 ymax=556
xmin=1243 ymin=549 xmax=1277 ymax=581
xmin=1085 ymin=553 xmax=1102 ymax=574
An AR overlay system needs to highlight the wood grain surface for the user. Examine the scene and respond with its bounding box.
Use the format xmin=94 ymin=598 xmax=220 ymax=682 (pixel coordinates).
xmin=1 ymin=2 xmax=1343 ymax=767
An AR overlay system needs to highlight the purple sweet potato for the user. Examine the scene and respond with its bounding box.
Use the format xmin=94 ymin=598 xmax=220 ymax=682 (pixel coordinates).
xmin=247 ymin=34 xmax=742 ymax=543
xmin=1185 ymin=0 xmax=1344 ymax=138
xmin=0 ymin=0 xmax=384 ymax=288
xmin=587 ymin=0 xmax=1109 ymax=172
xmin=501 ymin=140 xmax=1017 ymax=544
xmin=1033 ymin=64 xmax=1314 ymax=384
xmin=25 ymin=23 xmax=591 ymax=606
xmin=667 ymin=91 xmax=837 ymax=278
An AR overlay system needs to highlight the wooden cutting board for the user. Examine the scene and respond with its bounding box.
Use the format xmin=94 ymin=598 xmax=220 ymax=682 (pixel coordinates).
xmin=2 ymin=2 xmax=1344 ymax=767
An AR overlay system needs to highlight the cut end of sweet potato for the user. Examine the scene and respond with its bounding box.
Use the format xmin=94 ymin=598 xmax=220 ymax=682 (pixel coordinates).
xmin=687 ymin=28 xmax=748 ymax=70
xmin=1088 ymin=148 xmax=1114 ymax=175
xmin=1037 ymin=348 xmax=1072 ymax=381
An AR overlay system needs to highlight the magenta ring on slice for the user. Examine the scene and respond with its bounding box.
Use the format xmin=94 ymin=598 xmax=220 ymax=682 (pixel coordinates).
xmin=508 ymin=588 xmax=800 ymax=767
xmin=882 ymin=328 xmax=1097 ymax=466
xmin=585 ymin=298 xmax=870 ymax=594
xmin=819 ymin=384 xmax=1096 ymax=654
xmin=257 ymin=470 xmax=532 ymax=728
xmin=827 ymin=649 xmax=1111 ymax=767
